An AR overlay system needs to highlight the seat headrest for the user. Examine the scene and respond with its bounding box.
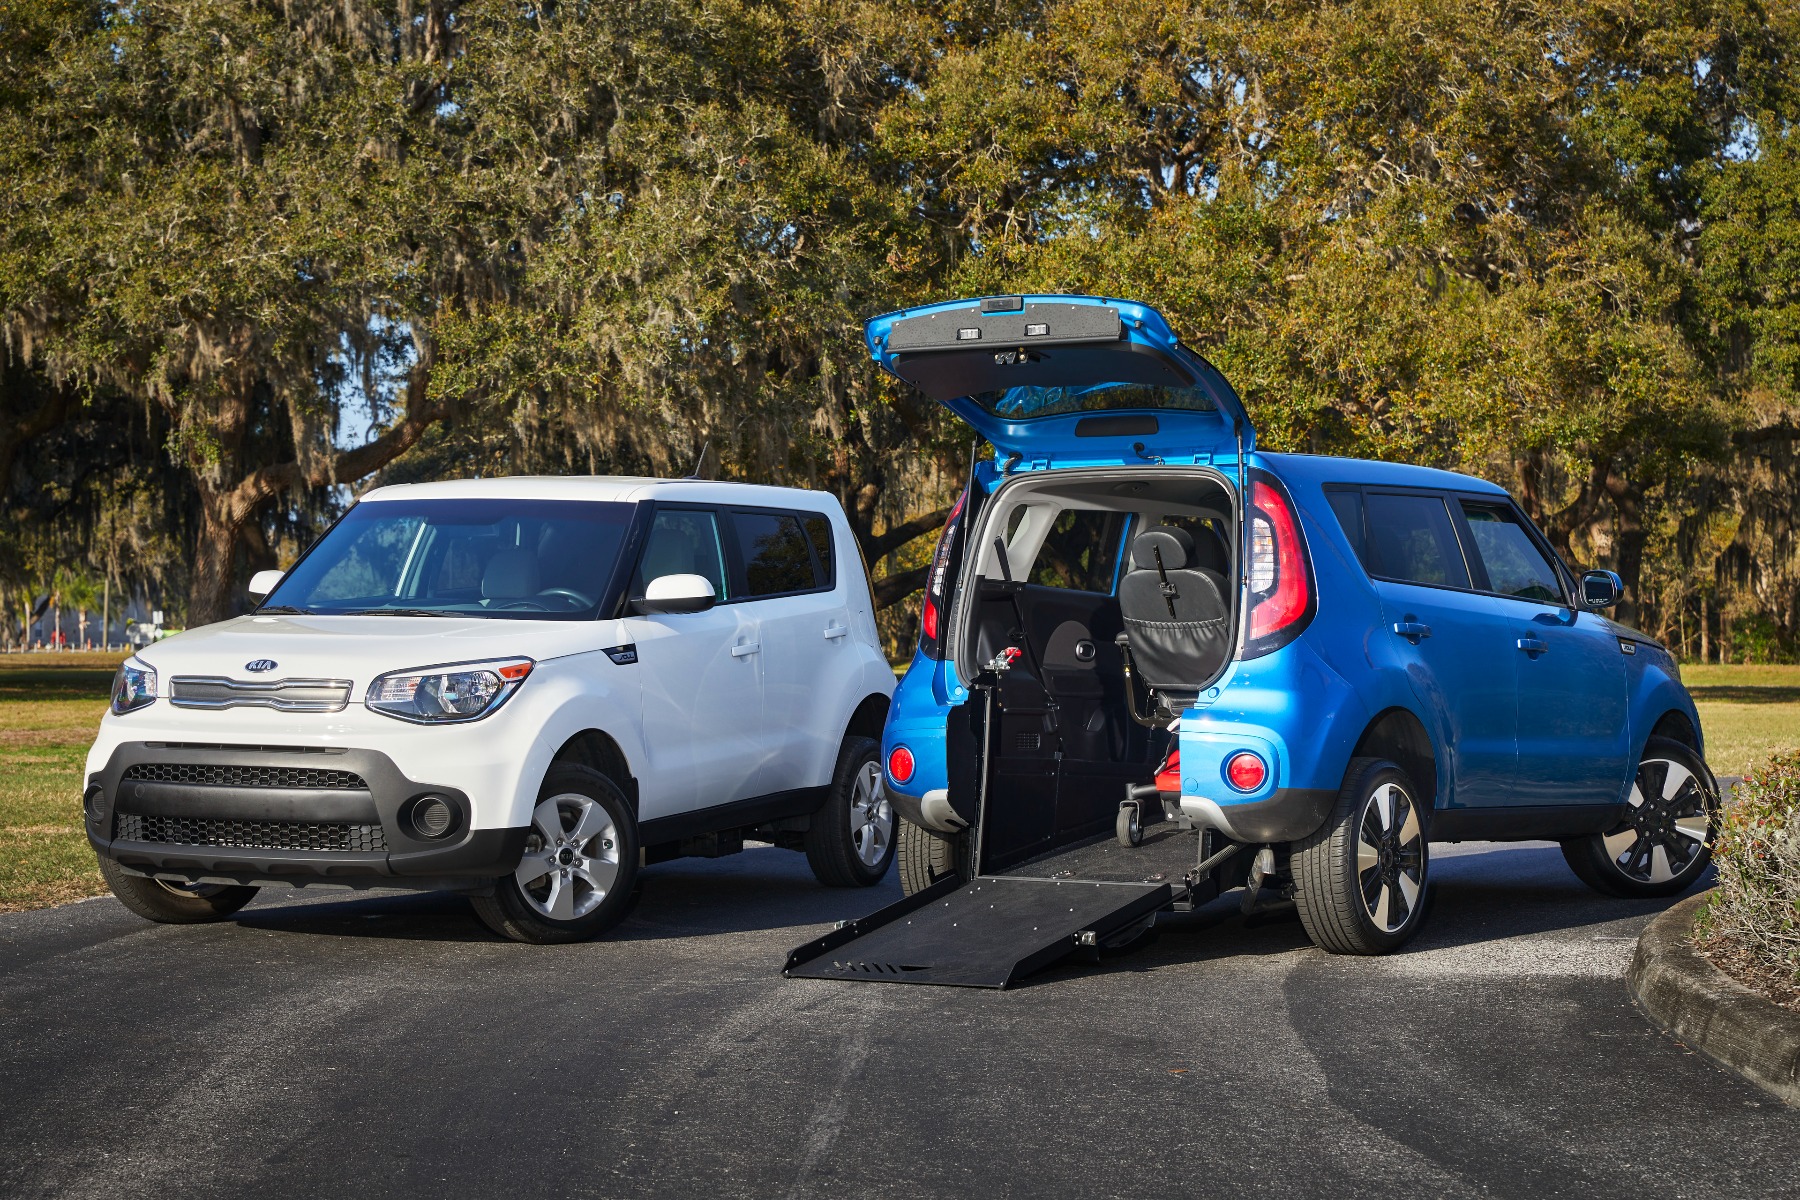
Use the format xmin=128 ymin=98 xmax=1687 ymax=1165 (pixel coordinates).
xmin=482 ymin=547 xmax=541 ymax=600
xmin=1131 ymin=527 xmax=1195 ymax=572
xmin=1187 ymin=524 xmax=1230 ymax=575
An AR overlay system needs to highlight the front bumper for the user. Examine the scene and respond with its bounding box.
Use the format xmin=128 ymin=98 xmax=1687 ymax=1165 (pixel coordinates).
xmin=86 ymin=742 xmax=528 ymax=891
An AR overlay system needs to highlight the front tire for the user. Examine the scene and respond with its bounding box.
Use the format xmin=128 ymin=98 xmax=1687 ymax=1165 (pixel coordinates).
xmin=471 ymin=764 xmax=640 ymax=945
xmin=804 ymin=737 xmax=895 ymax=887
xmin=97 ymin=855 xmax=258 ymax=924
xmin=1293 ymin=758 xmax=1431 ymax=955
xmin=1560 ymin=736 xmax=1718 ymax=899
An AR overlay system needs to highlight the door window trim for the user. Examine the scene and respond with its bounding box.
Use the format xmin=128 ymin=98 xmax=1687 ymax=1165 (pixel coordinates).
xmin=1451 ymin=496 xmax=1575 ymax=609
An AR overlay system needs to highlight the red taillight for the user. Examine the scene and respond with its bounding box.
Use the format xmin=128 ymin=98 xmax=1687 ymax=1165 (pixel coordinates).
xmin=1155 ymin=747 xmax=1182 ymax=794
xmin=917 ymin=489 xmax=968 ymax=660
xmin=1225 ymin=751 xmax=1267 ymax=792
xmin=888 ymin=745 xmax=915 ymax=784
xmin=1245 ymin=477 xmax=1314 ymax=656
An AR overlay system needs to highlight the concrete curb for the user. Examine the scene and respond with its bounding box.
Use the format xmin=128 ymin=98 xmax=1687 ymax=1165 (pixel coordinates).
xmin=1627 ymin=891 xmax=1800 ymax=1106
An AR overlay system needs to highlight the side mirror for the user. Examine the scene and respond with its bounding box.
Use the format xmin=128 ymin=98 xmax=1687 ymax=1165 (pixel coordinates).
xmin=248 ymin=569 xmax=285 ymax=602
xmin=1579 ymin=569 xmax=1623 ymax=610
xmin=633 ymin=573 xmax=717 ymax=615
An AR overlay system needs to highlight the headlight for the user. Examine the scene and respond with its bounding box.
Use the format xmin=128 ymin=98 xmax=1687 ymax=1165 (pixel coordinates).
xmin=365 ymin=658 xmax=533 ymax=724
xmin=111 ymin=659 xmax=157 ymax=715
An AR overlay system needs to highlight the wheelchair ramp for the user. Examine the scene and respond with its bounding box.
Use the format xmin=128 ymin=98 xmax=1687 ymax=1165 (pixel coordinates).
xmin=783 ymin=873 xmax=1173 ymax=989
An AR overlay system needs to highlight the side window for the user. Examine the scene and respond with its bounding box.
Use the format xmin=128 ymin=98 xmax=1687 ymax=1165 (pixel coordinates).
xmin=1460 ymin=502 xmax=1564 ymax=603
xmin=732 ymin=511 xmax=820 ymax=597
xmin=1364 ymin=493 xmax=1471 ymax=589
xmin=633 ymin=509 xmax=729 ymax=600
xmin=1325 ymin=489 xmax=1369 ymax=569
xmin=800 ymin=513 xmax=835 ymax=589
xmin=1029 ymin=509 xmax=1128 ymax=593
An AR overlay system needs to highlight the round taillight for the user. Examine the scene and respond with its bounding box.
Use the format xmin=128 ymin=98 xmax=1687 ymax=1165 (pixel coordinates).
xmin=1225 ymin=752 xmax=1267 ymax=793
xmin=887 ymin=745 xmax=915 ymax=785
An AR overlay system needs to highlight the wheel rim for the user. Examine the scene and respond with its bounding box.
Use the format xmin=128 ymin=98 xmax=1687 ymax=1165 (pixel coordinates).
xmin=514 ymin=793 xmax=620 ymax=922
xmin=1602 ymin=757 xmax=1712 ymax=884
xmin=849 ymin=761 xmax=892 ymax=868
xmin=1355 ymin=782 xmax=1424 ymax=933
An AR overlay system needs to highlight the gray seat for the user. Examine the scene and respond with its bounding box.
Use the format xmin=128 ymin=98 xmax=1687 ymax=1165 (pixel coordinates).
xmin=1117 ymin=527 xmax=1230 ymax=696
xmin=481 ymin=547 xmax=541 ymax=601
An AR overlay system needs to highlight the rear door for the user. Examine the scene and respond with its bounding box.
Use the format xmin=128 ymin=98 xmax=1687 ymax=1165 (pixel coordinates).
xmin=1454 ymin=499 xmax=1630 ymax=807
xmin=864 ymin=294 xmax=1254 ymax=469
xmin=1343 ymin=488 xmax=1522 ymax=809
xmin=724 ymin=506 xmax=853 ymax=796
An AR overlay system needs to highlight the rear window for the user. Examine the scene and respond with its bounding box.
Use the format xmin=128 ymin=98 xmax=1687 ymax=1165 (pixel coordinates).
xmin=732 ymin=511 xmax=824 ymax=597
xmin=974 ymin=382 xmax=1217 ymax=420
xmin=1364 ymin=493 xmax=1471 ymax=589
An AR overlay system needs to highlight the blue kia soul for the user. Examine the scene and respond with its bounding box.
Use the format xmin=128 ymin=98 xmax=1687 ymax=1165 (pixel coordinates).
xmin=872 ymin=294 xmax=1719 ymax=955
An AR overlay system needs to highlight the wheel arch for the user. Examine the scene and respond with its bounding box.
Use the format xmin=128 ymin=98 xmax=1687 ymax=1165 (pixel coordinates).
xmin=1349 ymin=707 xmax=1439 ymax=809
xmin=843 ymin=692 xmax=891 ymax=745
xmin=550 ymin=729 xmax=640 ymax=816
xmin=1648 ymin=709 xmax=1699 ymax=752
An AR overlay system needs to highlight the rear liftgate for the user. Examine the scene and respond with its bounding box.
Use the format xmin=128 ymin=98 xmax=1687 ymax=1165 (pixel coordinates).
xmin=786 ymin=654 xmax=1239 ymax=990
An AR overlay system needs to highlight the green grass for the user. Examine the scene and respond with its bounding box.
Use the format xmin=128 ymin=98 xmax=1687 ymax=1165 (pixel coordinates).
xmin=0 ymin=652 xmax=1793 ymax=912
xmin=1683 ymin=663 xmax=1800 ymax=779
xmin=0 ymin=652 xmax=122 ymax=912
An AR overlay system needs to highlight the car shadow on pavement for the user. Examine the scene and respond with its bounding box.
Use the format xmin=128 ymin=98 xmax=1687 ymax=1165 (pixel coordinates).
xmin=227 ymin=844 xmax=904 ymax=945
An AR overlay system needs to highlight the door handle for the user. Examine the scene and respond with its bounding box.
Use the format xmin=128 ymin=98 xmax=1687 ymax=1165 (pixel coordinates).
xmin=823 ymin=624 xmax=849 ymax=640
xmin=1517 ymin=637 xmax=1548 ymax=656
xmin=731 ymin=641 xmax=761 ymax=658
xmin=1391 ymin=621 xmax=1432 ymax=643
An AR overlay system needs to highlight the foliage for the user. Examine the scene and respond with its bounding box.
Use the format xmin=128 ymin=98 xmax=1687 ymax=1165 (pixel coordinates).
xmin=1696 ymin=751 xmax=1800 ymax=982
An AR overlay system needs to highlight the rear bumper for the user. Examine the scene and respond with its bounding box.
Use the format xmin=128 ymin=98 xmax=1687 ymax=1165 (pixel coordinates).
xmin=86 ymin=742 xmax=528 ymax=891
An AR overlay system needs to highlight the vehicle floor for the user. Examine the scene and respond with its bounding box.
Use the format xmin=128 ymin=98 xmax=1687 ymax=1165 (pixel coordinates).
xmin=997 ymin=817 xmax=1202 ymax=884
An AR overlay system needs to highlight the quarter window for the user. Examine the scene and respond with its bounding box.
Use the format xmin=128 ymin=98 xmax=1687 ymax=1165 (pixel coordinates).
xmin=732 ymin=511 xmax=820 ymax=597
xmin=1364 ymin=493 xmax=1471 ymax=589
xmin=1461 ymin=503 xmax=1564 ymax=603
xmin=1027 ymin=509 xmax=1128 ymax=593
xmin=800 ymin=513 xmax=835 ymax=589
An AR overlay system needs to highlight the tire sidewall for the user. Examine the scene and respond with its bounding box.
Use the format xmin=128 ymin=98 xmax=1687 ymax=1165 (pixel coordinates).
xmin=1344 ymin=762 xmax=1430 ymax=951
xmin=813 ymin=737 xmax=893 ymax=886
xmin=491 ymin=764 xmax=640 ymax=942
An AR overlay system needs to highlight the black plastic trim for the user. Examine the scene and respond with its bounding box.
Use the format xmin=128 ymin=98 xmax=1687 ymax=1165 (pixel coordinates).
xmin=1431 ymin=803 xmax=1628 ymax=843
xmin=638 ymin=786 xmax=830 ymax=847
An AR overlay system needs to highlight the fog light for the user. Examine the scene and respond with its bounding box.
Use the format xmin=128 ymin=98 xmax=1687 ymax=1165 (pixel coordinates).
xmin=1225 ymin=752 xmax=1267 ymax=793
xmin=408 ymin=795 xmax=456 ymax=839
xmin=83 ymin=786 xmax=103 ymax=826
xmin=887 ymin=745 xmax=915 ymax=785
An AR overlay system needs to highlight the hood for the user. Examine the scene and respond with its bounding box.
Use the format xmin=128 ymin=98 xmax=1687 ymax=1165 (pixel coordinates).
xmin=132 ymin=614 xmax=610 ymax=692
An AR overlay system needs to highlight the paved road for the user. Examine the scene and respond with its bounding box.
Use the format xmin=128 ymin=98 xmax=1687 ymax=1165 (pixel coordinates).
xmin=2 ymin=842 xmax=1795 ymax=1199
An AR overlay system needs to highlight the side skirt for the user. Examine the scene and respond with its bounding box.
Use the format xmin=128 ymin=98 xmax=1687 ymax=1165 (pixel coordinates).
xmin=1430 ymin=803 xmax=1628 ymax=843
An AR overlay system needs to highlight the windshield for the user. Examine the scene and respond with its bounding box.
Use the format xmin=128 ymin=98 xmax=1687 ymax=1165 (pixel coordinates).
xmin=262 ymin=498 xmax=635 ymax=620
xmin=972 ymin=382 xmax=1218 ymax=421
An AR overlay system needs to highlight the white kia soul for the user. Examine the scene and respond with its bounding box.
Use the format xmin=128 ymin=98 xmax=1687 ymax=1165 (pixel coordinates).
xmin=84 ymin=477 xmax=898 ymax=943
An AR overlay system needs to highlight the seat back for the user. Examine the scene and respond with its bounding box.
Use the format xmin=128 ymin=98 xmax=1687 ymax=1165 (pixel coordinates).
xmin=1117 ymin=526 xmax=1231 ymax=691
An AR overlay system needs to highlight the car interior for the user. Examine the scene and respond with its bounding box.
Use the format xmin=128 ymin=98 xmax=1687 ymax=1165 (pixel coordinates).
xmin=946 ymin=469 xmax=1239 ymax=870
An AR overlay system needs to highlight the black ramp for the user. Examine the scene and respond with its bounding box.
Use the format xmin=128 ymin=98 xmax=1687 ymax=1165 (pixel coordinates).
xmin=783 ymin=875 xmax=1172 ymax=989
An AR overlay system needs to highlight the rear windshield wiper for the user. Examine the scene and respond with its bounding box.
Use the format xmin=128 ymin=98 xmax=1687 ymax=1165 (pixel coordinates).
xmin=256 ymin=605 xmax=312 ymax=615
xmin=342 ymin=607 xmax=460 ymax=618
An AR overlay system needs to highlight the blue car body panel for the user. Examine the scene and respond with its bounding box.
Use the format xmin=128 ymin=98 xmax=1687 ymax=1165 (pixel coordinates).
xmin=875 ymin=297 xmax=1705 ymax=852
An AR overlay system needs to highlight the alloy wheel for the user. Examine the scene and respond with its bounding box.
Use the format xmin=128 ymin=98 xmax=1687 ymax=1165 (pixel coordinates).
xmin=1603 ymin=757 xmax=1711 ymax=884
xmin=848 ymin=760 xmax=893 ymax=869
xmin=1356 ymin=782 xmax=1424 ymax=933
xmin=514 ymin=793 xmax=620 ymax=921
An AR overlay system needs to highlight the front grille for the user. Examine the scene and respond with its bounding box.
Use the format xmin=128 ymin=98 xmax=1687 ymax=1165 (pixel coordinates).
xmin=115 ymin=813 xmax=386 ymax=853
xmin=169 ymin=676 xmax=352 ymax=713
xmin=122 ymin=763 xmax=368 ymax=790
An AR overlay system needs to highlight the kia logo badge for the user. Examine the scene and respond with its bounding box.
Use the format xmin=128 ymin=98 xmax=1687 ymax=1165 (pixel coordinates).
xmin=245 ymin=659 xmax=278 ymax=673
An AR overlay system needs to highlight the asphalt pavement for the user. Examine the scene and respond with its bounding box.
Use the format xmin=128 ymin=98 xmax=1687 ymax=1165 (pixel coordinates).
xmin=2 ymin=841 xmax=1795 ymax=1199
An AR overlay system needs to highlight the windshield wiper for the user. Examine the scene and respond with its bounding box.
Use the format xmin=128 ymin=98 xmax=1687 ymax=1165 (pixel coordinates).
xmin=343 ymin=607 xmax=460 ymax=618
xmin=256 ymin=605 xmax=312 ymax=615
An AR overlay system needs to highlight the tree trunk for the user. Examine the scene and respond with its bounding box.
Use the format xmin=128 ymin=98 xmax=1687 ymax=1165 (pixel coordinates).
xmin=187 ymin=488 xmax=248 ymax=628
xmin=1603 ymin=467 xmax=1647 ymax=628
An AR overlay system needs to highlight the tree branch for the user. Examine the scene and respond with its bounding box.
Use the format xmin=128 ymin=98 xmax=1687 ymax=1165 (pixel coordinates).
xmin=864 ymin=506 xmax=951 ymax=562
xmin=871 ymin=564 xmax=928 ymax=610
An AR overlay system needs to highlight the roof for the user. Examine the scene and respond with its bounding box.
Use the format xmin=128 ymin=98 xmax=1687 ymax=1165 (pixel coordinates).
xmin=357 ymin=475 xmax=845 ymax=510
xmin=1255 ymin=451 xmax=1510 ymax=496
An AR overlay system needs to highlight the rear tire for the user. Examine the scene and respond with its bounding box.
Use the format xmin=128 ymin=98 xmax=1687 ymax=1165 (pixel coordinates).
xmin=1293 ymin=757 xmax=1431 ymax=955
xmin=895 ymin=819 xmax=975 ymax=897
xmin=1560 ymin=736 xmax=1718 ymax=899
xmin=97 ymin=855 xmax=258 ymax=924
xmin=804 ymin=737 xmax=895 ymax=887
xmin=471 ymin=764 xmax=639 ymax=944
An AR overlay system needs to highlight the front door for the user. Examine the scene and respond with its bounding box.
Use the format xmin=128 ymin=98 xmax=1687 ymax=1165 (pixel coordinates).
xmin=625 ymin=507 xmax=765 ymax=821
xmin=1362 ymin=490 xmax=1520 ymax=809
xmin=1455 ymin=500 xmax=1630 ymax=807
